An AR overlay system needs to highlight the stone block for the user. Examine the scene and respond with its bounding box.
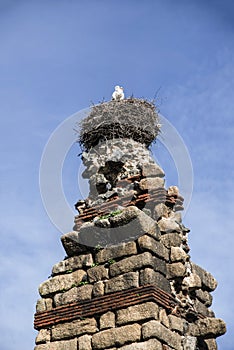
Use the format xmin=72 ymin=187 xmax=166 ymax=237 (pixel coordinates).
xmin=34 ymin=338 xmax=77 ymax=350
xmin=154 ymin=203 xmax=169 ymax=221
xmin=54 ymin=284 xmax=93 ymax=306
xmin=36 ymin=298 xmax=53 ymax=313
xmin=100 ymin=311 xmax=115 ymax=329
xmin=194 ymin=299 xmax=213 ymax=317
xmin=91 ymin=323 xmax=141 ymax=349
xmin=116 ymin=302 xmax=158 ymax=325
xmin=138 ymin=235 xmax=169 ymax=261
xmin=35 ymin=329 xmax=51 ymax=344
xmin=139 ymin=177 xmax=164 ymax=190
xmin=87 ymin=265 xmax=109 ymax=283
xmin=204 ymin=338 xmax=217 ymax=350
xmin=170 ymin=247 xmax=188 ymax=262
xmin=39 ymin=270 xmax=86 ymax=297
xmin=51 ymin=318 xmax=97 ymax=341
xmin=192 ymin=263 xmax=217 ymax=291
xmin=109 ymin=252 xmax=166 ymax=277
xmin=166 ymin=262 xmax=186 ymax=279
xmin=168 ymin=315 xmax=185 ymax=334
xmin=142 ymin=320 xmax=182 ymax=350
xmin=52 ymin=254 xmax=93 ymax=275
xmin=93 ymin=281 xmax=105 ymax=297
xmin=120 ymin=338 xmax=163 ymax=350
xmin=61 ymin=231 xmax=88 ymax=256
xmin=160 ymin=233 xmax=182 ymax=248
xmin=195 ymin=289 xmax=213 ymax=307
xmin=78 ymin=334 xmax=92 ymax=350
xmin=95 ymin=241 xmax=137 ymax=264
xmin=159 ymin=308 xmax=169 ymax=328
xmin=182 ymin=273 xmax=202 ymax=290
xmin=188 ymin=317 xmax=226 ymax=338
xmin=105 ymin=272 xmax=139 ymax=293
xmin=158 ymin=217 xmax=181 ymax=233
xmin=183 ymin=336 xmax=197 ymax=350
xmin=141 ymin=163 xmax=165 ymax=178
xmin=140 ymin=268 xmax=171 ymax=293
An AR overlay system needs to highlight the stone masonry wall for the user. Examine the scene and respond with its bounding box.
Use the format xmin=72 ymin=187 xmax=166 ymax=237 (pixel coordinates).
xmin=35 ymin=102 xmax=226 ymax=349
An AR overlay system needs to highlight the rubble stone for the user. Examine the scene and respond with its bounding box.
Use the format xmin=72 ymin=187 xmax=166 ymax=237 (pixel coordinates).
xmin=52 ymin=254 xmax=93 ymax=275
xmin=100 ymin=311 xmax=115 ymax=329
xmin=109 ymin=252 xmax=166 ymax=277
xmin=87 ymin=265 xmax=109 ymax=283
xmin=139 ymin=177 xmax=164 ymax=190
xmin=34 ymin=339 xmax=77 ymax=350
xmin=54 ymin=284 xmax=93 ymax=306
xmin=95 ymin=241 xmax=137 ymax=263
xmin=195 ymin=289 xmax=213 ymax=307
xmin=188 ymin=317 xmax=226 ymax=338
xmin=36 ymin=298 xmax=53 ymax=313
xmin=140 ymin=268 xmax=171 ymax=293
xmin=158 ymin=217 xmax=181 ymax=233
xmin=170 ymin=247 xmax=188 ymax=262
xmin=154 ymin=203 xmax=169 ymax=220
xmin=51 ymin=318 xmax=97 ymax=341
xmin=78 ymin=334 xmax=92 ymax=350
xmin=39 ymin=270 xmax=86 ymax=297
xmin=120 ymin=338 xmax=163 ymax=350
xmin=160 ymin=233 xmax=182 ymax=248
xmin=192 ymin=263 xmax=218 ymax=291
xmin=105 ymin=272 xmax=139 ymax=293
xmin=116 ymin=302 xmax=158 ymax=325
xmin=168 ymin=315 xmax=185 ymax=334
xmin=92 ymin=281 xmax=105 ymax=297
xmin=61 ymin=231 xmax=88 ymax=256
xmin=138 ymin=235 xmax=169 ymax=261
xmin=91 ymin=324 xmax=141 ymax=349
xmin=142 ymin=320 xmax=182 ymax=350
xmin=166 ymin=262 xmax=186 ymax=279
xmin=141 ymin=163 xmax=165 ymax=178
xmin=35 ymin=329 xmax=51 ymax=344
xmin=159 ymin=308 xmax=169 ymax=328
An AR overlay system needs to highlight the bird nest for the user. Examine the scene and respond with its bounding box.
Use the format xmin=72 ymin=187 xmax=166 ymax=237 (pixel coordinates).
xmin=77 ymin=98 xmax=160 ymax=151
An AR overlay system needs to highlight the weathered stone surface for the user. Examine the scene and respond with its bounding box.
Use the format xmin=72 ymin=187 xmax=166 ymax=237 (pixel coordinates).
xmin=138 ymin=235 xmax=169 ymax=261
xmin=116 ymin=302 xmax=158 ymax=325
xmin=95 ymin=241 xmax=137 ymax=263
xmin=192 ymin=263 xmax=218 ymax=291
xmin=183 ymin=336 xmax=197 ymax=350
xmin=92 ymin=281 xmax=105 ymax=297
xmin=78 ymin=334 xmax=92 ymax=350
xmin=154 ymin=203 xmax=169 ymax=221
xmin=54 ymin=284 xmax=93 ymax=306
xmin=61 ymin=231 xmax=88 ymax=256
xmin=140 ymin=268 xmax=171 ymax=293
xmin=141 ymin=163 xmax=165 ymax=178
xmin=188 ymin=317 xmax=226 ymax=338
xmin=39 ymin=270 xmax=86 ymax=297
xmin=92 ymin=324 xmax=141 ymax=349
xmin=159 ymin=308 xmax=169 ymax=328
xmin=168 ymin=315 xmax=185 ymax=334
xmin=51 ymin=318 xmax=97 ymax=341
xmin=35 ymin=329 xmax=50 ymax=344
xmin=195 ymin=289 xmax=213 ymax=307
xmin=142 ymin=320 xmax=182 ymax=350
xmin=194 ymin=299 xmax=212 ymax=317
xmin=87 ymin=265 xmax=109 ymax=283
xmin=204 ymin=338 xmax=217 ymax=350
xmin=139 ymin=177 xmax=164 ymax=190
xmin=105 ymin=272 xmax=139 ymax=293
xmin=109 ymin=252 xmax=166 ymax=277
xmin=52 ymin=254 xmax=93 ymax=275
xmin=170 ymin=247 xmax=188 ymax=262
xmin=36 ymin=298 xmax=53 ymax=313
xmin=182 ymin=273 xmax=202 ymax=290
xmin=160 ymin=233 xmax=182 ymax=248
xmin=100 ymin=311 xmax=115 ymax=329
xmin=34 ymin=338 xmax=77 ymax=350
xmin=166 ymin=262 xmax=186 ymax=279
xmin=119 ymin=338 xmax=163 ymax=350
xmin=158 ymin=217 xmax=181 ymax=234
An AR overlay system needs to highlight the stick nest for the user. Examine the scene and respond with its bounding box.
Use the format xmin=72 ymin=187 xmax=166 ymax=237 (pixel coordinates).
xmin=77 ymin=98 xmax=160 ymax=150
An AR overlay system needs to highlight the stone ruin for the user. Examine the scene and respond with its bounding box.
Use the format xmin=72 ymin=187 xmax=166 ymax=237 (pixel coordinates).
xmin=34 ymin=98 xmax=226 ymax=350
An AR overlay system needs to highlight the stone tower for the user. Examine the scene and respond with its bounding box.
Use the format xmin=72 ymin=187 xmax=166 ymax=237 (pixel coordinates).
xmin=34 ymin=98 xmax=226 ymax=350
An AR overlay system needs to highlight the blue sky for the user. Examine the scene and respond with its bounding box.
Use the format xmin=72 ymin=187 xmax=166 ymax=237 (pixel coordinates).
xmin=0 ymin=1 xmax=233 ymax=349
